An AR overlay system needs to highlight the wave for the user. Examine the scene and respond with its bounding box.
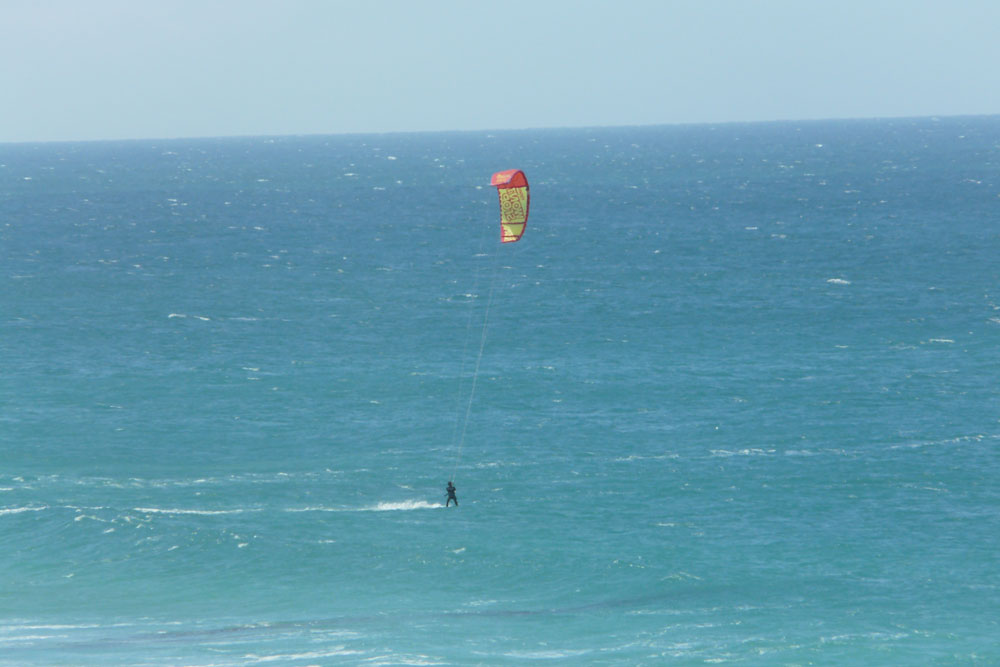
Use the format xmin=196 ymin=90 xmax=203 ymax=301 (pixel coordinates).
xmin=243 ymin=649 xmax=365 ymax=663
xmin=504 ymin=649 xmax=593 ymax=659
xmin=614 ymin=453 xmax=679 ymax=462
xmin=6 ymin=501 xmax=448 ymax=518
xmin=0 ymin=506 xmax=47 ymax=516
xmin=890 ymin=433 xmax=1000 ymax=450
xmin=167 ymin=313 xmax=211 ymax=321
xmin=710 ymin=448 xmax=775 ymax=457
xmin=286 ymin=500 xmax=444 ymax=513
xmin=369 ymin=500 xmax=443 ymax=511
xmin=132 ymin=507 xmax=249 ymax=516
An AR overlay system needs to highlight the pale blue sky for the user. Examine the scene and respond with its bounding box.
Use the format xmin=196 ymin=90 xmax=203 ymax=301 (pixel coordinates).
xmin=2 ymin=0 xmax=999 ymax=142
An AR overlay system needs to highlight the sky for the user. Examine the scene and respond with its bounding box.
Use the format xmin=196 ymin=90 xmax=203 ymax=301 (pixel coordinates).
xmin=2 ymin=0 xmax=1000 ymax=143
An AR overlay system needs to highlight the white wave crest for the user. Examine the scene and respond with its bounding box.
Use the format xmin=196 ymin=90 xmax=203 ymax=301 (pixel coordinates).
xmin=0 ymin=506 xmax=47 ymax=516
xmin=132 ymin=507 xmax=246 ymax=515
xmin=369 ymin=500 xmax=443 ymax=511
xmin=505 ymin=649 xmax=592 ymax=659
xmin=167 ymin=313 xmax=210 ymax=321
xmin=243 ymin=648 xmax=364 ymax=663
xmin=286 ymin=500 xmax=445 ymax=513
xmin=711 ymin=448 xmax=775 ymax=457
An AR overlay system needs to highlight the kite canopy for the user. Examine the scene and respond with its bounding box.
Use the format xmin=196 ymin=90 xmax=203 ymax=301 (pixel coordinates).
xmin=490 ymin=169 xmax=529 ymax=243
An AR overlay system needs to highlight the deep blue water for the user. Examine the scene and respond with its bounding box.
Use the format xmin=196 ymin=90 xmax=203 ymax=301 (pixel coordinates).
xmin=2 ymin=117 xmax=1000 ymax=664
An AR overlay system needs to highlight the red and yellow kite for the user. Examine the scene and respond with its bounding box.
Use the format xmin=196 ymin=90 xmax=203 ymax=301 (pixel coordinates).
xmin=490 ymin=169 xmax=529 ymax=243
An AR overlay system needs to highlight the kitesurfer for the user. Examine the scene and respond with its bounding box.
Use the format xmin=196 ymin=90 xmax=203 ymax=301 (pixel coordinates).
xmin=445 ymin=481 xmax=458 ymax=507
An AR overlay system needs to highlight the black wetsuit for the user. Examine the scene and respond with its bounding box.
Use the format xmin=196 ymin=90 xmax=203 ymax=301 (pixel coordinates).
xmin=446 ymin=483 xmax=458 ymax=507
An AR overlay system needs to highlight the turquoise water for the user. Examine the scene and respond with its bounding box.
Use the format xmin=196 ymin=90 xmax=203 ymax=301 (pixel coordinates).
xmin=2 ymin=118 xmax=999 ymax=664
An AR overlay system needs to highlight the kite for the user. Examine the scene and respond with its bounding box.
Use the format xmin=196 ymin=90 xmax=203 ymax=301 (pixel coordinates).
xmin=490 ymin=170 xmax=529 ymax=243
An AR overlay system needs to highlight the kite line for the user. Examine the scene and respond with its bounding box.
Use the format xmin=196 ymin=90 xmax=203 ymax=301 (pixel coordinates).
xmin=448 ymin=170 xmax=529 ymax=486
xmin=450 ymin=238 xmax=503 ymax=484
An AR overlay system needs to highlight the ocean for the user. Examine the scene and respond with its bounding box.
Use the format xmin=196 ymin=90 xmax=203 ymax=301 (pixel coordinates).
xmin=2 ymin=117 xmax=999 ymax=665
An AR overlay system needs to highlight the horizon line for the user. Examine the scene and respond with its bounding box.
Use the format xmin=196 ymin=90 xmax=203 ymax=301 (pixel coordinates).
xmin=3 ymin=112 xmax=998 ymax=147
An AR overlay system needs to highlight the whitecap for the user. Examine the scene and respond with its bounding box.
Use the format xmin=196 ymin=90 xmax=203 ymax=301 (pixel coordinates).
xmin=243 ymin=649 xmax=364 ymax=663
xmin=505 ymin=649 xmax=592 ymax=659
xmin=286 ymin=500 xmax=444 ymax=513
xmin=0 ymin=634 xmax=69 ymax=644
xmin=890 ymin=433 xmax=995 ymax=450
xmin=826 ymin=278 xmax=851 ymax=285
xmin=0 ymin=506 xmax=46 ymax=516
xmin=369 ymin=500 xmax=443 ymax=511
xmin=614 ymin=453 xmax=678 ymax=462
xmin=132 ymin=507 xmax=246 ymax=515
xmin=711 ymin=448 xmax=775 ymax=457
xmin=2 ymin=623 xmax=101 ymax=631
